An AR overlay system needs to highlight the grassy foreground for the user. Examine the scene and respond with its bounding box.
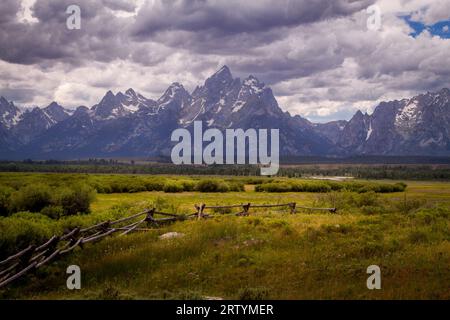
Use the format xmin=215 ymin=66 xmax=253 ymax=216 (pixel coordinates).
xmin=0 ymin=177 xmax=449 ymax=299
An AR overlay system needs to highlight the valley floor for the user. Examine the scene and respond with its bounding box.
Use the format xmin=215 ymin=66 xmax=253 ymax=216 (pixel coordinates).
xmin=1 ymin=179 xmax=449 ymax=299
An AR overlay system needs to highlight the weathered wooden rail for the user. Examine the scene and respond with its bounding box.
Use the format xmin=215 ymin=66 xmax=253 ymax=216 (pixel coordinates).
xmin=0 ymin=201 xmax=336 ymax=289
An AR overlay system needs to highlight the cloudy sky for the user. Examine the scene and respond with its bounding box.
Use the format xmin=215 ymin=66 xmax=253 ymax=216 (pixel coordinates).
xmin=0 ymin=0 xmax=449 ymax=122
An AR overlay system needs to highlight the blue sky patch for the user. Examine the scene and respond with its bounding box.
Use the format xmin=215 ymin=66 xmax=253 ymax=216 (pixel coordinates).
xmin=402 ymin=15 xmax=450 ymax=39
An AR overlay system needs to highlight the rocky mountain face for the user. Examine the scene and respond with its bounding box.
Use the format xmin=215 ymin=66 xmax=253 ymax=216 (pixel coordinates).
xmin=313 ymin=120 xmax=348 ymax=145
xmin=327 ymin=88 xmax=450 ymax=156
xmin=0 ymin=97 xmax=22 ymax=129
xmin=179 ymin=66 xmax=332 ymax=156
xmin=0 ymin=67 xmax=449 ymax=159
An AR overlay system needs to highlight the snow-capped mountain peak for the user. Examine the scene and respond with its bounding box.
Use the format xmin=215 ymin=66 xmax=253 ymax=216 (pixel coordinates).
xmin=43 ymin=101 xmax=73 ymax=122
xmin=92 ymin=89 xmax=156 ymax=119
xmin=210 ymin=65 xmax=233 ymax=81
xmin=242 ymin=75 xmax=265 ymax=94
xmin=329 ymin=88 xmax=450 ymax=155
xmin=394 ymin=98 xmax=422 ymax=132
xmin=1 ymin=67 xmax=449 ymax=159
xmin=157 ymin=83 xmax=191 ymax=112
xmin=0 ymin=96 xmax=22 ymax=128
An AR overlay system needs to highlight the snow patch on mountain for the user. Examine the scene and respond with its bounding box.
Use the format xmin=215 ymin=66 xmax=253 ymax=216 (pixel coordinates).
xmin=243 ymin=77 xmax=264 ymax=94
xmin=232 ymin=100 xmax=245 ymax=113
xmin=365 ymin=121 xmax=373 ymax=141
xmin=395 ymin=99 xmax=421 ymax=127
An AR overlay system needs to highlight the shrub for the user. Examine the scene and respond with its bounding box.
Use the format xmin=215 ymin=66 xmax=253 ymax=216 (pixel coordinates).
xmin=179 ymin=180 xmax=196 ymax=192
xmin=256 ymin=180 xmax=407 ymax=194
xmin=92 ymin=182 xmax=112 ymax=193
xmin=408 ymin=229 xmax=430 ymax=244
xmin=144 ymin=179 xmax=166 ymax=191
xmin=414 ymin=206 xmax=450 ymax=222
xmin=0 ymin=186 xmax=14 ymax=216
xmin=196 ymin=179 xmax=229 ymax=192
xmin=0 ymin=212 xmax=55 ymax=259
xmin=9 ymin=183 xmax=53 ymax=213
xmin=151 ymin=197 xmax=179 ymax=213
xmin=40 ymin=205 xmax=64 ymax=219
xmin=125 ymin=181 xmax=147 ymax=193
xmin=242 ymin=177 xmax=273 ymax=185
xmin=291 ymin=181 xmax=331 ymax=193
xmin=57 ymin=183 xmax=96 ymax=216
xmin=356 ymin=182 xmax=407 ymax=193
xmin=227 ymin=181 xmax=245 ymax=192
xmin=355 ymin=191 xmax=379 ymax=207
xmin=394 ymin=195 xmax=425 ymax=214
xmin=163 ymin=181 xmax=184 ymax=193
xmin=255 ymin=182 xmax=291 ymax=192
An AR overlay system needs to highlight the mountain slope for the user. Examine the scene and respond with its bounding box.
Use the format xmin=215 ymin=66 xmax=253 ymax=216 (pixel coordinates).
xmin=13 ymin=66 xmax=332 ymax=159
xmin=0 ymin=67 xmax=449 ymax=159
xmin=331 ymin=88 xmax=450 ymax=155
xmin=0 ymin=97 xmax=22 ymax=129
xmin=180 ymin=66 xmax=332 ymax=156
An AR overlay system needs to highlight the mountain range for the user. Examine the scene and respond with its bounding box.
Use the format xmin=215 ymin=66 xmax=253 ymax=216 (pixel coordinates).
xmin=1 ymin=66 xmax=449 ymax=160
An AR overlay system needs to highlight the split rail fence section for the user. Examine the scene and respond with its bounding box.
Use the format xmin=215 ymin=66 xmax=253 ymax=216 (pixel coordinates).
xmin=0 ymin=202 xmax=336 ymax=288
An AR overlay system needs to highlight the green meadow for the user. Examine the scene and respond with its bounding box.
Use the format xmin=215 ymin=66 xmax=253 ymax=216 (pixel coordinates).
xmin=0 ymin=173 xmax=449 ymax=299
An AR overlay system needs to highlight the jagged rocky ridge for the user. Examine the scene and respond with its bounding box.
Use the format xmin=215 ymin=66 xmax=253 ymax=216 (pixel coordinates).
xmin=0 ymin=67 xmax=449 ymax=159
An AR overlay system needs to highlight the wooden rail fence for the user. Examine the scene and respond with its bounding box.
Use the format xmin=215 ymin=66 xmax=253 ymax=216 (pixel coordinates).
xmin=0 ymin=201 xmax=336 ymax=289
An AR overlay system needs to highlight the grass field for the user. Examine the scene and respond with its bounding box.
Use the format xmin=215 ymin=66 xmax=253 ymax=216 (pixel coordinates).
xmin=0 ymin=173 xmax=449 ymax=299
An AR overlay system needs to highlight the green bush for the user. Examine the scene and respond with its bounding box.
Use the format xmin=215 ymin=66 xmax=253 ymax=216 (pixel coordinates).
xmin=408 ymin=229 xmax=430 ymax=244
xmin=394 ymin=195 xmax=425 ymax=214
xmin=255 ymin=182 xmax=291 ymax=192
xmin=0 ymin=185 xmax=14 ymax=216
xmin=0 ymin=212 xmax=55 ymax=259
xmin=9 ymin=183 xmax=53 ymax=213
xmin=196 ymin=179 xmax=229 ymax=192
xmin=40 ymin=205 xmax=64 ymax=219
xmin=359 ymin=182 xmax=406 ymax=193
xmin=57 ymin=183 xmax=96 ymax=216
xmin=227 ymin=181 xmax=245 ymax=192
xmin=144 ymin=179 xmax=166 ymax=191
xmin=256 ymin=180 xmax=407 ymax=194
xmin=355 ymin=191 xmax=379 ymax=207
xmin=291 ymin=181 xmax=332 ymax=193
xmin=163 ymin=181 xmax=184 ymax=193
xmin=242 ymin=177 xmax=273 ymax=185
xmin=179 ymin=180 xmax=196 ymax=191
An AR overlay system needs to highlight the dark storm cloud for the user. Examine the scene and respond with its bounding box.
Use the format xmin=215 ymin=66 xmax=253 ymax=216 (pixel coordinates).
xmin=0 ymin=0 xmax=132 ymax=65
xmin=0 ymin=0 xmax=21 ymax=24
xmin=102 ymin=0 xmax=137 ymax=12
xmin=0 ymin=87 xmax=37 ymax=104
xmin=0 ymin=0 xmax=373 ymax=67
xmin=129 ymin=0 xmax=375 ymax=58
xmin=131 ymin=0 xmax=374 ymax=38
xmin=0 ymin=0 xmax=449 ymax=123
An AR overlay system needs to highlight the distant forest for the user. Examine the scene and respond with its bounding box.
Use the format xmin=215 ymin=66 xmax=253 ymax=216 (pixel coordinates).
xmin=1 ymin=158 xmax=450 ymax=180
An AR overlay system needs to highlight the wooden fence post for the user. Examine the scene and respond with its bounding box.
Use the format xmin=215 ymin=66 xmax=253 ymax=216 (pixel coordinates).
xmin=145 ymin=208 xmax=156 ymax=226
xmin=289 ymin=202 xmax=297 ymax=214
xmin=195 ymin=204 xmax=206 ymax=220
xmin=237 ymin=203 xmax=251 ymax=216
